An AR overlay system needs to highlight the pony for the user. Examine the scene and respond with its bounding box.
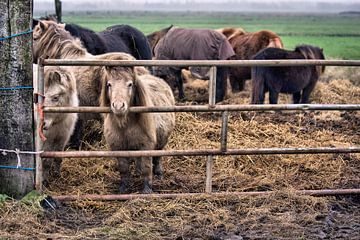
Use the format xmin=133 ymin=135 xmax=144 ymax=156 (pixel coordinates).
xmin=32 ymin=19 xmax=152 ymax=60
xmin=32 ymin=20 xmax=151 ymax=149
xmin=251 ymin=45 xmax=325 ymax=104
xmin=99 ymin=55 xmax=175 ymax=194
xmin=217 ymin=27 xmax=284 ymax=92
xmin=147 ymin=26 xmax=235 ymax=103
xmin=37 ymin=66 xmax=78 ymax=184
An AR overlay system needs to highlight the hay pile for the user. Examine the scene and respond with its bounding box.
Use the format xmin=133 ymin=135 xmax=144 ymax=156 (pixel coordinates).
xmin=1 ymin=67 xmax=359 ymax=239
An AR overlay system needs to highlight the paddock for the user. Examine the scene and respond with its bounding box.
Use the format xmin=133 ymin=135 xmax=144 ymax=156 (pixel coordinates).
xmin=33 ymin=58 xmax=360 ymax=201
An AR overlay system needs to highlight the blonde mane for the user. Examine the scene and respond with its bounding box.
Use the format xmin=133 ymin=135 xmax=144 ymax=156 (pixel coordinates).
xmin=33 ymin=20 xmax=87 ymax=60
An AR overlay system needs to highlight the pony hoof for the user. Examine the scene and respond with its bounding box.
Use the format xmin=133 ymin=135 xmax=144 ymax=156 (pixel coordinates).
xmin=141 ymin=187 xmax=153 ymax=194
xmin=154 ymin=171 xmax=164 ymax=180
xmin=119 ymin=182 xmax=128 ymax=194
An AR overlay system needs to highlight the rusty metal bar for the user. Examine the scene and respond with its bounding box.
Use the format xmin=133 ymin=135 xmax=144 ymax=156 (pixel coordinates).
xmin=53 ymin=188 xmax=360 ymax=201
xmin=43 ymin=104 xmax=360 ymax=114
xmin=220 ymin=111 xmax=229 ymax=152
xmin=34 ymin=61 xmax=44 ymax=192
xmin=42 ymin=59 xmax=360 ymax=67
xmin=205 ymin=155 xmax=214 ymax=193
xmin=209 ymin=66 xmax=217 ymax=107
xmin=41 ymin=147 xmax=360 ymax=158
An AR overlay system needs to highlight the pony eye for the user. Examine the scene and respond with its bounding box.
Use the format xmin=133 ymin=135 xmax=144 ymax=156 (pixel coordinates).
xmin=52 ymin=96 xmax=59 ymax=102
xmin=127 ymin=82 xmax=133 ymax=88
xmin=106 ymin=82 xmax=112 ymax=88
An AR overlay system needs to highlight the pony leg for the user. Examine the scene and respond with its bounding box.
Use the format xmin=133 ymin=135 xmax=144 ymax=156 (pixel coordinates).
xmin=229 ymin=74 xmax=240 ymax=92
xmin=153 ymin=156 xmax=164 ymax=179
xmin=67 ymin=118 xmax=84 ymax=149
xmin=141 ymin=156 xmax=153 ymax=194
xmin=269 ymin=90 xmax=279 ymax=104
xmin=118 ymin=158 xmax=131 ymax=194
xmin=175 ymin=70 xmax=185 ymax=100
xmin=301 ymin=79 xmax=318 ymax=104
xmin=293 ymin=92 xmax=301 ymax=104
xmin=215 ymin=67 xmax=228 ymax=103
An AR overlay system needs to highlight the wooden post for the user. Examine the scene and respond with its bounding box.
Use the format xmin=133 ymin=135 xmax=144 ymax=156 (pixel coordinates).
xmin=0 ymin=0 xmax=34 ymax=199
xmin=55 ymin=0 xmax=62 ymax=22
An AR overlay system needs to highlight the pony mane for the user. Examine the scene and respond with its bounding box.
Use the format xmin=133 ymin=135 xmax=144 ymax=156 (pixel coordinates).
xmin=216 ymin=27 xmax=245 ymax=42
xmin=33 ymin=20 xmax=87 ymax=60
xmin=295 ymin=45 xmax=325 ymax=76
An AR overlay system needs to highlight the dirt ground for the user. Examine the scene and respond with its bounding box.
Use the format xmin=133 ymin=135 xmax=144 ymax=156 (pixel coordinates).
xmin=0 ymin=66 xmax=359 ymax=239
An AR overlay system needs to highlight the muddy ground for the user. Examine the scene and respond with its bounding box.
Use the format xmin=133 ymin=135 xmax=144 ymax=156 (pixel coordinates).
xmin=0 ymin=66 xmax=359 ymax=239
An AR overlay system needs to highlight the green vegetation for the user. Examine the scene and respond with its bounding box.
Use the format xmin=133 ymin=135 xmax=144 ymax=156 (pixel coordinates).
xmin=61 ymin=11 xmax=360 ymax=59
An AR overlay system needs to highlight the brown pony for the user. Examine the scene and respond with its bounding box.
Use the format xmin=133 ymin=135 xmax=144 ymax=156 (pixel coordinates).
xmin=217 ymin=27 xmax=283 ymax=92
xmin=100 ymin=54 xmax=175 ymax=194
xmin=33 ymin=20 xmax=150 ymax=148
xmin=147 ymin=26 xmax=235 ymax=103
xmin=251 ymin=45 xmax=325 ymax=104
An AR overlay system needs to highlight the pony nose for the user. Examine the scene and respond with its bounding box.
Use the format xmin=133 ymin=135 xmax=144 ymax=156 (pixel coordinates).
xmin=112 ymin=101 xmax=126 ymax=111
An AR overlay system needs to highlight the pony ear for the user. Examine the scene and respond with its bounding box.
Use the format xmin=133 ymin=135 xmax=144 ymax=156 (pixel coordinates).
xmin=32 ymin=19 xmax=39 ymax=29
xmin=320 ymin=48 xmax=324 ymax=52
xmin=39 ymin=21 xmax=46 ymax=31
xmin=46 ymin=70 xmax=62 ymax=87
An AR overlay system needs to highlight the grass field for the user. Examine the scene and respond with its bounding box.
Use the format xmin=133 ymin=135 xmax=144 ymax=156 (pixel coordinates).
xmin=58 ymin=11 xmax=360 ymax=59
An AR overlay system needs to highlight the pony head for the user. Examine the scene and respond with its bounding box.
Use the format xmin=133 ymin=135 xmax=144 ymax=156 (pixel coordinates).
xmin=33 ymin=20 xmax=84 ymax=63
xmin=43 ymin=67 xmax=78 ymax=132
xmin=99 ymin=53 xmax=149 ymax=116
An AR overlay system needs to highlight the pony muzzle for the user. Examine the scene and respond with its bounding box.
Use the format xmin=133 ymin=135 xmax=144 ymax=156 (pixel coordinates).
xmin=111 ymin=101 xmax=128 ymax=115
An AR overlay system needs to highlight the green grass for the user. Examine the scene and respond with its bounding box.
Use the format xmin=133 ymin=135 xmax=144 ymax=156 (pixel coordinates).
xmin=60 ymin=11 xmax=360 ymax=59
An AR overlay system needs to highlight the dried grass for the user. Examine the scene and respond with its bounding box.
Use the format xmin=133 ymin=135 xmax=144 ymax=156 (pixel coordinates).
xmin=1 ymin=67 xmax=360 ymax=239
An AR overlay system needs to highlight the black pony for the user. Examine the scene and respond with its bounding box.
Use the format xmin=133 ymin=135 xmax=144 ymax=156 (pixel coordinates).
xmin=64 ymin=23 xmax=152 ymax=60
xmin=33 ymin=19 xmax=152 ymax=60
xmin=251 ymin=45 xmax=325 ymax=104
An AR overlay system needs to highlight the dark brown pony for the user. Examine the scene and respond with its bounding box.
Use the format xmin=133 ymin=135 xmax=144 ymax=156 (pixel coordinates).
xmin=251 ymin=45 xmax=325 ymax=104
xmin=147 ymin=26 xmax=235 ymax=103
xmin=217 ymin=28 xmax=283 ymax=92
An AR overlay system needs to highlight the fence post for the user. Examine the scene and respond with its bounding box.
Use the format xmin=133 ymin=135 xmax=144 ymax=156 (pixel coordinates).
xmin=55 ymin=0 xmax=62 ymax=23
xmin=205 ymin=155 xmax=214 ymax=193
xmin=208 ymin=66 xmax=217 ymax=107
xmin=0 ymin=0 xmax=34 ymax=198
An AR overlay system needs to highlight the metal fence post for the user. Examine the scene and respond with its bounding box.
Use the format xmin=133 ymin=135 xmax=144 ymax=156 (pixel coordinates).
xmin=208 ymin=66 xmax=217 ymax=107
xmin=205 ymin=155 xmax=214 ymax=193
xmin=35 ymin=61 xmax=45 ymax=192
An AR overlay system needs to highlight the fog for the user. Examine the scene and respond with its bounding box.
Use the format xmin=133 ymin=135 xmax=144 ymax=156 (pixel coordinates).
xmin=34 ymin=0 xmax=360 ymax=13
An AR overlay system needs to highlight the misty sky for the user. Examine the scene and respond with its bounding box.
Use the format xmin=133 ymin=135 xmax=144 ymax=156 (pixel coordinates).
xmin=39 ymin=0 xmax=360 ymax=2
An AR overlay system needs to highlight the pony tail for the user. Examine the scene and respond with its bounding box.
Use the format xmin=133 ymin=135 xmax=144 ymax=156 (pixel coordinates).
xmin=251 ymin=66 xmax=265 ymax=104
xmin=134 ymin=74 xmax=157 ymax=144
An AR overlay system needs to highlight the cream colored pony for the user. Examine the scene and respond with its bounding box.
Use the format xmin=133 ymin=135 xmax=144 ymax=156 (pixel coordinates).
xmin=36 ymin=66 xmax=78 ymax=184
xmin=99 ymin=54 xmax=176 ymax=194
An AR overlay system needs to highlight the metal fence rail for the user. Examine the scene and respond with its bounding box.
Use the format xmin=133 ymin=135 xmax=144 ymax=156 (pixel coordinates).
xmin=34 ymin=58 xmax=360 ymax=199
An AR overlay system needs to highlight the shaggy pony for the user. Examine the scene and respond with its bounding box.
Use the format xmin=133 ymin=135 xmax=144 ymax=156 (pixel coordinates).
xmin=99 ymin=54 xmax=175 ymax=194
xmin=40 ymin=66 xmax=78 ymax=184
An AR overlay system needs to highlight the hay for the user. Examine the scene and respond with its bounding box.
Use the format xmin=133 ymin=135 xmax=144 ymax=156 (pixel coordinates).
xmin=1 ymin=68 xmax=360 ymax=239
